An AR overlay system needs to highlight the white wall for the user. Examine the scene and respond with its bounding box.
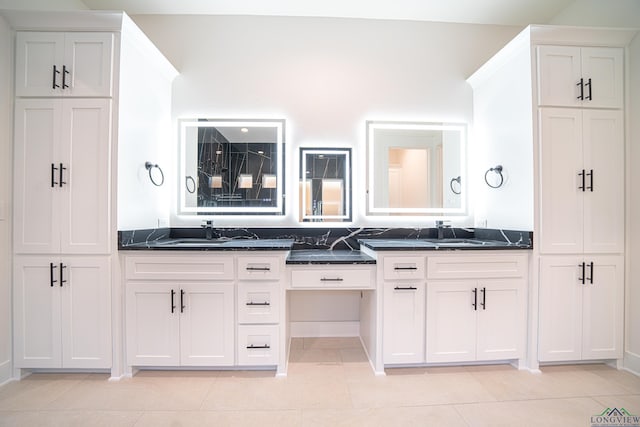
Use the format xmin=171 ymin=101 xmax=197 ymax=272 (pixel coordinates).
xmin=550 ymin=0 xmax=640 ymax=27
xmin=130 ymin=15 xmax=522 ymax=229
xmin=0 ymin=0 xmax=87 ymax=11
xmin=0 ymin=14 xmax=12 ymax=385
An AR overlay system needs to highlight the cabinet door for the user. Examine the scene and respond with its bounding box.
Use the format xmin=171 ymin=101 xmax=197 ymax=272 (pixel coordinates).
xmin=13 ymin=256 xmax=62 ymax=368
xmin=581 ymin=256 xmax=623 ymax=360
xmin=60 ymin=257 xmax=112 ymax=368
xmin=582 ymin=110 xmax=624 ymax=253
xmin=63 ymin=32 xmax=114 ymax=97
xmin=14 ymin=32 xmax=113 ymax=97
xmin=383 ymin=282 xmax=425 ymax=364
xmin=425 ymin=281 xmax=476 ymax=363
xmin=537 ymin=46 xmax=623 ymax=109
xmin=15 ymin=32 xmax=65 ymax=97
xmin=179 ymin=283 xmax=234 ymax=366
xmin=13 ymin=99 xmax=61 ymax=254
xmin=539 ymin=108 xmax=584 ymax=254
xmin=539 ymin=256 xmax=583 ymax=362
xmin=126 ymin=283 xmax=180 ymax=366
xmin=581 ymin=47 xmax=623 ymax=109
xmin=476 ymin=279 xmax=525 ymax=361
xmin=59 ymin=99 xmax=112 ymax=254
xmin=537 ymin=46 xmax=582 ymax=107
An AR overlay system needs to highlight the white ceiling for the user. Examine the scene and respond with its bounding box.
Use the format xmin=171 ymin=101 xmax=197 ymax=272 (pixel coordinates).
xmin=80 ymin=0 xmax=577 ymax=26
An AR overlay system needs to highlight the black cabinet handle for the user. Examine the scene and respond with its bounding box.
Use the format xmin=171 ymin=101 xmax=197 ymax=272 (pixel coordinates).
xmin=585 ymin=78 xmax=592 ymax=100
xmin=51 ymin=164 xmax=58 ymax=187
xmin=59 ymin=163 xmax=66 ymax=187
xmin=394 ymin=266 xmax=417 ymax=271
xmin=59 ymin=263 xmax=66 ymax=287
xmin=246 ymin=267 xmax=271 ymax=271
xmin=480 ymin=287 xmax=486 ymax=310
xmin=586 ymin=169 xmax=593 ymax=192
xmin=62 ymin=65 xmax=70 ymax=89
xmin=52 ymin=65 xmax=60 ymax=89
xmin=472 ymin=287 xmax=478 ymax=311
xmin=321 ymin=277 xmax=343 ymax=282
xmin=180 ymin=289 xmax=185 ymax=313
xmin=577 ymin=78 xmax=584 ymax=100
xmin=170 ymin=289 xmax=176 ymax=313
xmin=394 ymin=286 xmax=417 ymax=290
xmin=587 ymin=262 xmax=594 ymax=284
xmin=50 ymin=263 xmax=57 ymax=287
xmin=579 ymin=262 xmax=586 ymax=285
xmin=578 ymin=169 xmax=585 ymax=191
xmin=247 ymin=344 xmax=270 ymax=349
xmin=246 ymin=301 xmax=270 ymax=306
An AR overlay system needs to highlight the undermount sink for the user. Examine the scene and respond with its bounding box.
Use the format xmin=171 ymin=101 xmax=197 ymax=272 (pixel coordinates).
xmin=155 ymin=238 xmax=229 ymax=246
xmin=421 ymin=238 xmax=496 ymax=246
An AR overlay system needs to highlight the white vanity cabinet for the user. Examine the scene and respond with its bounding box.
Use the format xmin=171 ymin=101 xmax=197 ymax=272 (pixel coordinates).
xmin=380 ymin=255 xmax=426 ymax=364
xmin=538 ymin=255 xmax=623 ymax=362
xmin=425 ymin=253 xmax=527 ymax=363
xmin=13 ymin=98 xmax=112 ymax=254
xmin=15 ymin=31 xmax=114 ymax=98
xmin=537 ymin=46 xmax=623 ymax=109
xmin=539 ymin=108 xmax=624 ymax=254
xmin=237 ymin=255 xmax=284 ymax=367
xmin=13 ymin=256 xmax=112 ymax=369
xmin=125 ymin=254 xmax=235 ymax=367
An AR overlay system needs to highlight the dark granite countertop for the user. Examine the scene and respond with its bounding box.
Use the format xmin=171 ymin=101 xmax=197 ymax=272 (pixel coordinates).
xmin=358 ymin=237 xmax=532 ymax=251
xmin=286 ymin=250 xmax=376 ymax=265
xmin=120 ymin=237 xmax=294 ymax=251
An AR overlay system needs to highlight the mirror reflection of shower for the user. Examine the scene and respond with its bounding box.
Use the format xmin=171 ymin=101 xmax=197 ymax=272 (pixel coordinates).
xmin=180 ymin=119 xmax=285 ymax=215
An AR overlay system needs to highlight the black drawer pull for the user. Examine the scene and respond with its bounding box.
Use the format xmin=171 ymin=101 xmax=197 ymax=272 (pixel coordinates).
xmin=246 ymin=266 xmax=271 ymax=271
xmin=394 ymin=266 xmax=417 ymax=271
xmin=247 ymin=344 xmax=270 ymax=349
xmin=59 ymin=263 xmax=66 ymax=287
xmin=246 ymin=301 xmax=270 ymax=306
xmin=320 ymin=277 xmax=343 ymax=282
xmin=394 ymin=286 xmax=417 ymax=291
xmin=50 ymin=262 xmax=57 ymax=287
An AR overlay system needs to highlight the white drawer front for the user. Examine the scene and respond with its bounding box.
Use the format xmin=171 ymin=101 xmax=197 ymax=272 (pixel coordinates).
xmin=237 ymin=325 xmax=279 ymax=366
xmin=125 ymin=254 xmax=234 ymax=281
xmin=237 ymin=282 xmax=280 ymax=324
xmin=427 ymin=254 xmax=527 ymax=279
xmin=237 ymin=256 xmax=282 ymax=281
xmin=290 ymin=267 xmax=374 ymax=289
xmin=382 ymin=256 xmax=426 ymax=280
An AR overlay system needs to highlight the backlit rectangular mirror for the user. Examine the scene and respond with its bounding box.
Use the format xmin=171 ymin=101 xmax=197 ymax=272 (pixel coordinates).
xmin=299 ymin=148 xmax=351 ymax=222
xmin=367 ymin=121 xmax=465 ymax=215
xmin=179 ymin=119 xmax=285 ymax=215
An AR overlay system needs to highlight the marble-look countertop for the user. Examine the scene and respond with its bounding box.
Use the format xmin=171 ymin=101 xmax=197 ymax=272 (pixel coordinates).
xmin=286 ymin=250 xmax=376 ymax=265
xmin=358 ymin=238 xmax=532 ymax=251
xmin=120 ymin=237 xmax=294 ymax=251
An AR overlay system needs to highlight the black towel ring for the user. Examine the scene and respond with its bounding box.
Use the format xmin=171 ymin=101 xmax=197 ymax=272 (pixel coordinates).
xmin=145 ymin=162 xmax=165 ymax=187
xmin=185 ymin=176 xmax=196 ymax=193
xmin=450 ymin=176 xmax=461 ymax=195
xmin=484 ymin=165 xmax=504 ymax=189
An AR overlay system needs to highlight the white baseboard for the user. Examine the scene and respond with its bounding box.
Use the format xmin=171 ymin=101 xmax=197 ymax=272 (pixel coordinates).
xmin=290 ymin=321 xmax=359 ymax=337
xmin=0 ymin=359 xmax=12 ymax=386
xmin=624 ymin=351 xmax=640 ymax=377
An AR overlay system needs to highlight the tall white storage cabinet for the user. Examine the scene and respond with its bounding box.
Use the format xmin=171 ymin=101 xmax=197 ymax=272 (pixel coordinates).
xmin=467 ymin=26 xmax=635 ymax=368
xmin=7 ymin=11 xmax=177 ymax=377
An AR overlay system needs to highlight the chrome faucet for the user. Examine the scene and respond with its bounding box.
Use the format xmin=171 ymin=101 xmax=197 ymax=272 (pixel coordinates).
xmin=435 ymin=220 xmax=451 ymax=239
xmin=202 ymin=220 xmax=215 ymax=240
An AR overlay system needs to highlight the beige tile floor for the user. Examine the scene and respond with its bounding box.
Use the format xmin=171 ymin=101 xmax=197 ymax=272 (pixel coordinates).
xmin=1 ymin=337 xmax=639 ymax=426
